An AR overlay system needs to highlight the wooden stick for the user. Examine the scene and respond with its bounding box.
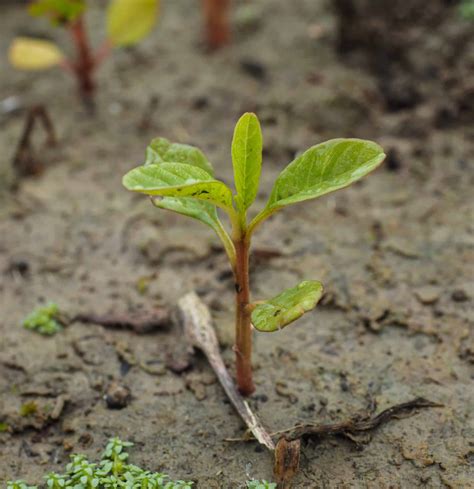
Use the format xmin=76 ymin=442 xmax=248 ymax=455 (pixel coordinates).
xmin=177 ymin=292 xmax=275 ymax=450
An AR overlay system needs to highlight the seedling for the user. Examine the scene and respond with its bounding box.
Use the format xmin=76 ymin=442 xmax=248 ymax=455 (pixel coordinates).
xmin=123 ymin=113 xmax=385 ymax=395
xmin=8 ymin=0 xmax=160 ymax=107
xmin=202 ymin=0 xmax=231 ymax=50
xmin=22 ymin=302 xmax=63 ymax=335
xmin=7 ymin=437 xmax=194 ymax=489
xmin=246 ymin=481 xmax=276 ymax=489
xmin=460 ymin=0 xmax=474 ymax=20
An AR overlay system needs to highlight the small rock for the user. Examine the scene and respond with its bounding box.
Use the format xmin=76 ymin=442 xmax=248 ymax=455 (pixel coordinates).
xmin=105 ymin=381 xmax=131 ymax=409
xmin=451 ymin=289 xmax=469 ymax=302
xmin=186 ymin=379 xmax=207 ymax=401
xmin=166 ymin=353 xmax=193 ymax=374
xmin=275 ymin=381 xmax=298 ymax=404
xmin=415 ymin=286 xmax=441 ymax=305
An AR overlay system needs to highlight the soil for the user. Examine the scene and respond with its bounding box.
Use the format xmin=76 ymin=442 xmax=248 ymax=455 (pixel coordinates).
xmin=1 ymin=1 xmax=473 ymax=487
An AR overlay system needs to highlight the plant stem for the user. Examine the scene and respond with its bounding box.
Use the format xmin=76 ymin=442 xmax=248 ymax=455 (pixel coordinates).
xmin=70 ymin=17 xmax=95 ymax=109
xmin=202 ymin=0 xmax=231 ymax=50
xmin=233 ymin=234 xmax=255 ymax=396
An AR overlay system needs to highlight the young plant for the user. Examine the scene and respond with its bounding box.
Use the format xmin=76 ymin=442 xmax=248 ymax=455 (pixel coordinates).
xmin=8 ymin=0 xmax=160 ymax=107
xmin=122 ymin=113 xmax=385 ymax=395
xmin=246 ymin=481 xmax=276 ymax=489
xmin=7 ymin=482 xmax=37 ymax=489
xmin=8 ymin=437 xmax=194 ymax=488
xmin=23 ymin=302 xmax=63 ymax=335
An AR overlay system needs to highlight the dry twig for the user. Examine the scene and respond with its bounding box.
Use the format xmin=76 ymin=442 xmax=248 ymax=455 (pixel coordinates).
xmin=271 ymin=397 xmax=443 ymax=442
xmin=72 ymin=308 xmax=171 ymax=334
xmin=177 ymin=291 xmax=275 ymax=450
xmin=12 ymin=105 xmax=56 ymax=178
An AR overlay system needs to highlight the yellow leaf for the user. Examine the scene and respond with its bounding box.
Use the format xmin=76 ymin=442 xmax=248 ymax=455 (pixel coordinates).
xmin=9 ymin=37 xmax=64 ymax=70
xmin=107 ymin=0 xmax=159 ymax=47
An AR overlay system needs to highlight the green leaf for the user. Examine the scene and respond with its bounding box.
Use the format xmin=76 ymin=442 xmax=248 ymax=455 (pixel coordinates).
xmin=139 ymin=139 xmax=234 ymax=260
xmin=231 ymin=112 xmax=263 ymax=211
xmin=107 ymin=0 xmax=159 ymax=47
xmin=122 ymin=162 xmax=234 ymax=213
xmin=265 ymin=139 xmax=385 ymax=212
xmin=28 ymin=0 xmax=85 ymax=25
xmin=251 ymin=281 xmax=323 ymax=332
xmin=145 ymin=138 xmax=213 ymax=175
xmin=151 ymin=196 xmax=220 ymax=230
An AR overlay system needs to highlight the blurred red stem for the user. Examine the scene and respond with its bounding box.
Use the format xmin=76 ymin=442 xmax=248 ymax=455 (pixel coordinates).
xmin=69 ymin=17 xmax=95 ymax=107
xmin=202 ymin=0 xmax=231 ymax=50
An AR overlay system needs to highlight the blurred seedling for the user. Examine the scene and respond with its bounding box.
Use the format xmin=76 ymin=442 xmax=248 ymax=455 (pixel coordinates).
xmin=23 ymin=302 xmax=64 ymax=335
xmin=7 ymin=437 xmax=194 ymax=488
xmin=9 ymin=0 xmax=160 ymax=108
xmin=123 ymin=113 xmax=385 ymax=395
xmin=246 ymin=481 xmax=276 ymax=489
xmin=460 ymin=0 xmax=474 ymax=20
xmin=202 ymin=0 xmax=231 ymax=50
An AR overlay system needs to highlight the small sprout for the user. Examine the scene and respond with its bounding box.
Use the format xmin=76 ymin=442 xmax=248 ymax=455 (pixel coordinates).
xmin=9 ymin=0 xmax=160 ymax=107
xmin=20 ymin=400 xmax=38 ymax=417
xmin=7 ymin=482 xmax=38 ymax=489
xmin=44 ymin=472 xmax=67 ymax=489
xmin=0 ymin=421 xmax=10 ymax=432
xmin=6 ymin=438 xmax=194 ymax=488
xmin=246 ymin=481 xmax=277 ymax=489
xmin=460 ymin=0 xmax=474 ymax=20
xmin=66 ymin=454 xmax=99 ymax=488
xmin=22 ymin=302 xmax=62 ymax=336
xmin=123 ymin=113 xmax=385 ymax=395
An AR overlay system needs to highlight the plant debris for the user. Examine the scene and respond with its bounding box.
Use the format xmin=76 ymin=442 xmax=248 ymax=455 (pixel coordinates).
xmin=73 ymin=308 xmax=171 ymax=334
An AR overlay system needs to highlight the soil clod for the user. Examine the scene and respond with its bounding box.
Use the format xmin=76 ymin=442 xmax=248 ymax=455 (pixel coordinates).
xmin=105 ymin=381 xmax=131 ymax=409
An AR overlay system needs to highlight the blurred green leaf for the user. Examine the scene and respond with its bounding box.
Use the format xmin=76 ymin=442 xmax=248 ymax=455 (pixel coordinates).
xmin=107 ymin=0 xmax=159 ymax=46
xmin=28 ymin=0 xmax=85 ymax=25
xmin=460 ymin=0 xmax=474 ymax=20
xmin=9 ymin=37 xmax=64 ymax=71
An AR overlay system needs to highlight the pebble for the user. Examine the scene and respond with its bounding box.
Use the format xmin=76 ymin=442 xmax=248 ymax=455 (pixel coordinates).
xmin=414 ymin=286 xmax=441 ymax=305
xmin=105 ymin=381 xmax=131 ymax=409
xmin=451 ymin=289 xmax=469 ymax=302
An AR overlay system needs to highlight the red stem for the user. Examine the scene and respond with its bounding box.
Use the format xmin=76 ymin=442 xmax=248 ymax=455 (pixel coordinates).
xmin=202 ymin=0 xmax=231 ymax=50
xmin=233 ymin=236 xmax=255 ymax=396
xmin=69 ymin=17 xmax=95 ymax=107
